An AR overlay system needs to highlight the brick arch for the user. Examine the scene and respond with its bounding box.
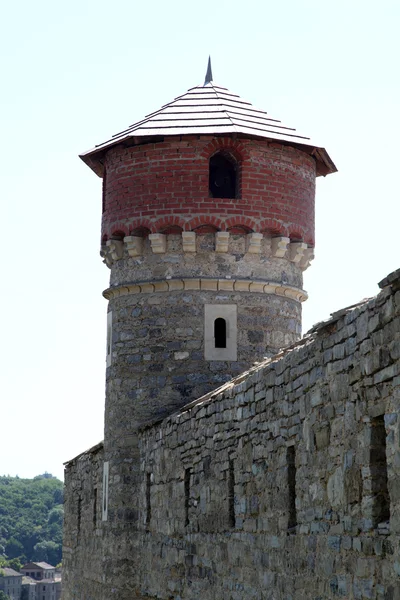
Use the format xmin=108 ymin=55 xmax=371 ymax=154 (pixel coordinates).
xmin=110 ymin=226 xmax=128 ymax=240
xmin=185 ymin=216 xmax=224 ymax=232
xmin=153 ymin=216 xmax=186 ymax=233
xmin=287 ymin=226 xmax=314 ymax=246
xmin=288 ymin=228 xmax=306 ymax=242
xmin=227 ymin=225 xmax=253 ymax=234
xmin=130 ymin=226 xmax=152 ymax=238
xmin=130 ymin=219 xmax=156 ymax=234
xmin=225 ymin=216 xmax=256 ymax=232
xmin=200 ymin=138 xmax=250 ymax=163
xmin=258 ymin=218 xmax=288 ymax=237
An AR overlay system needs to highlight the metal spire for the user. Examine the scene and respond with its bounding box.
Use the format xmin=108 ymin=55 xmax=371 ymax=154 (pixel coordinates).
xmin=204 ymin=56 xmax=213 ymax=85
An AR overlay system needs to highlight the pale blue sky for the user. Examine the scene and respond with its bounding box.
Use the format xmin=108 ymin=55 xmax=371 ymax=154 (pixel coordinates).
xmin=1 ymin=0 xmax=399 ymax=480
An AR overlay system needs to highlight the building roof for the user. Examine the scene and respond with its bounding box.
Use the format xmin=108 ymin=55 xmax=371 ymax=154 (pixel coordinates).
xmin=1 ymin=567 xmax=21 ymax=577
xmin=80 ymin=62 xmax=336 ymax=178
xmin=21 ymin=562 xmax=55 ymax=570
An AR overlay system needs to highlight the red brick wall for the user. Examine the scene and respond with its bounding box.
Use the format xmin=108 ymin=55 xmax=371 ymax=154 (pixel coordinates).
xmin=101 ymin=136 xmax=316 ymax=245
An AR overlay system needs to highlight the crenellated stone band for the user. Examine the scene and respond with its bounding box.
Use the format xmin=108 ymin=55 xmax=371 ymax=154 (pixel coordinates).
xmin=103 ymin=278 xmax=308 ymax=302
xmin=101 ymin=233 xmax=315 ymax=271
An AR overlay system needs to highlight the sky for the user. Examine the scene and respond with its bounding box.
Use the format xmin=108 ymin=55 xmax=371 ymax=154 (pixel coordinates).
xmin=1 ymin=0 xmax=399 ymax=481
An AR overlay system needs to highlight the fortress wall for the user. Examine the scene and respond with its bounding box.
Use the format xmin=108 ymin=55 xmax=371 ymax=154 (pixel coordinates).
xmin=62 ymin=272 xmax=400 ymax=600
xmin=133 ymin=276 xmax=400 ymax=599
xmin=63 ymin=443 xmax=105 ymax=600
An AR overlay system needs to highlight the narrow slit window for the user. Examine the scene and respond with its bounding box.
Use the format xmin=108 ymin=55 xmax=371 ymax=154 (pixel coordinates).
xmin=287 ymin=446 xmax=297 ymax=533
xmin=77 ymin=495 xmax=82 ymax=537
xmin=146 ymin=473 xmax=152 ymax=528
xmin=106 ymin=311 xmax=113 ymax=367
xmin=184 ymin=468 xmax=191 ymax=527
xmin=93 ymin=488 xmax=97 ymax=527
xmin=102 ymin=461 xmax=109 ymax=521
xmin=205 ymin=304 xmax=237 ymax=361
xmin=214 ymin=318 xmax=227 ymax=348
xmin=370 ymin=415 xmax=390 ymax=527
xmin=209 ymin=152 xmax=237 ymax=199
xmin=228 ymin=459 xmax=235 ymax=528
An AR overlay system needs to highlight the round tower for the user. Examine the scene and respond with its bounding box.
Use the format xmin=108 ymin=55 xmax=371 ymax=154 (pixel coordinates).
xmin=81 ymin=62 xmax=336 ymax=524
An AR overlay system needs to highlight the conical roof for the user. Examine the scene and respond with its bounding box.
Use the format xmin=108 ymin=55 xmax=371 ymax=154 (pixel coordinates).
xmin=81 ymin=70 xmax=336 ymax=177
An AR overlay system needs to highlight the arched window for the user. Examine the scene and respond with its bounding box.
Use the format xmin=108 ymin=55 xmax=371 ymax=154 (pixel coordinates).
xmin=214 ymin=317 xmax=227 ymax=348
xmin=209 ymin=152 xmax=237 ymax=199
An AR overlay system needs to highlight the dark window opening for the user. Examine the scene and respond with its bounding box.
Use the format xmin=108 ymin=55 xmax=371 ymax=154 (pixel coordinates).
xmin=93 ymin=488 xmax=97 ymax=527
xmin=184 ymin=468 xmax=191 ymax=527
xmin=214 ymin=318 xmax=227 ymax=348
xmin=77 ymin=495 xmax=82 ymax=537
xmin=209 ymin=153 xmax=237 ymax=199
xmin=146 ymin=473 xmax=152 ymax=529
xmin=228 ymin=458 xmax=235 ymax=528
xmin=287 ymin=446 xmax=297 ymax=533
xmin=370 ymin=415 xmax=390 ymax=527
xmin=103 ymin=472 xmax=108 ymax=513
xmin=102 ymin=167 xmax=107 ymax=214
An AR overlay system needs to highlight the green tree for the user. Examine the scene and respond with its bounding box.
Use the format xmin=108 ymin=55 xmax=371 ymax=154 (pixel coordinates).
xmin=48 ymin=506 xmax=64 ymax=526
xmin=5 ymin=538 xmax=23 ymax=559
xmin=0 ymin=474 xmax=63 ymax=563
xmin=33 ymin=540 xmax=60 ymax=566
xmin=0 ymin=591 xmax=8 ymax=600
xmin=6 ymin=558 xmax=22 ymax=572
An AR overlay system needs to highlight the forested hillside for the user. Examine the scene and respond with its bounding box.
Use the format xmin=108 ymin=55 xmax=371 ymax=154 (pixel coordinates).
xmin=0 ymin=474 xmax=63 ymax=568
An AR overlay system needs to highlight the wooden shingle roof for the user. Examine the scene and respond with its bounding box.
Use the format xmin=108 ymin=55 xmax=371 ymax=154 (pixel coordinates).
xmin=81 ymin=72 xmax=336 ymax=178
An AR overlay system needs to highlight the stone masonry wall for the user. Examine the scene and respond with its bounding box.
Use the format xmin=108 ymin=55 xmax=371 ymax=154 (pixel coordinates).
xmin=134 ymin=272 xmax=400 ymax=599
xmin=63 ymin=443 xmax=104 ymax=600
xmin=63 ymin=270 xmax=400 ymax=599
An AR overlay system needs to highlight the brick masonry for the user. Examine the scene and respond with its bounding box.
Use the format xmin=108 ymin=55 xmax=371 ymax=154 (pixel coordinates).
xmin=101 ymin=137 xmax=316 ymax=245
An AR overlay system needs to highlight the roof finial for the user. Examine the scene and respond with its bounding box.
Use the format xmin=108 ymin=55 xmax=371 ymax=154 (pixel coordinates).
xmin=204 ymin=56 xmax=213 ymax=85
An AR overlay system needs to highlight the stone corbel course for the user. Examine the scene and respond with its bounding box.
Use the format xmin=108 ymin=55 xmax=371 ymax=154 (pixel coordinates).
xmin=182 ymin=231 xmax=196 ymax=252
xmin=103 ymin=278 xmax=308 ymax=303
xmin=124 ymin=236 xmax=143 ymax=257
xmin=100 ymin=233 xmax=315 ymax=271
xmin=271 ymin=236 xmax=290 ymax=258
xmin=107 ymin=239 xmax=124 ymax=261
xmin=149 ymin=233 xmax=166 ymax=254
xmin=246 ymin=233 xmax=263 ymax=254
xmin=289 ymin=242 xmax=308 ymax=264
xmin=215 ymin=231 xmax=230 ymax=253
xmin=300 ymin=248 xmax=315 ymax=271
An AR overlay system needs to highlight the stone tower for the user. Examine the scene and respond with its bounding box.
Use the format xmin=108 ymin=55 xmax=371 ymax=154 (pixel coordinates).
xmin=76 ymin=61 xmax=336 ymax=597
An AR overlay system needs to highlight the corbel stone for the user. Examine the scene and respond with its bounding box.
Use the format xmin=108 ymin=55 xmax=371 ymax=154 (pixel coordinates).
xmin=215 ymin=231 xmax=230 ymax=253
xmin=149 ymin=233 xmax=166 ymax=254
xmin=289 ymin=242 xmax=308 ymax=264
xmin=106 ymin=239 xmax=124 ymax=261
xmin=124 ymin=235 xmax=143 ymax=257
xmin=246 ymin=232 xmax=263 ymax=254
xmin=299 ymin=247 xmax=315 ymax=271
xmin=271 ymin=236 xmax=290 ymax=258
xmin=100 ymin=246 xmax=113 ymax=269
xmin=182 ymin=231 xmax=196 ymax=253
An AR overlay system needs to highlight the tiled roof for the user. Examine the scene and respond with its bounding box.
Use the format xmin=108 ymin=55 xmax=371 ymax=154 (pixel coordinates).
xmin=2 ymin=567 xmax=21 ymax=577
xmin=21 ymin=561 xmax=54 ymax=570
xmin=80 ymin=78 xmax=336 ymax=178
